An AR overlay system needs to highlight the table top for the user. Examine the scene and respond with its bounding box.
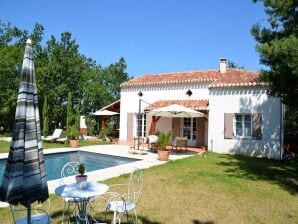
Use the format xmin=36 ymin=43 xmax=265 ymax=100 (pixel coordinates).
xmin=55 ymin=181 xmax=109 ymax=199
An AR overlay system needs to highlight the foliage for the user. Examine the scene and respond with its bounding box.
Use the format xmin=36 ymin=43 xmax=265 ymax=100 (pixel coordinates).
xmin=227 ymin=60 xmax=244 ymax=69
xmin=0 ymin=20 xmax=130 ymax=134
xmin=67 ymin=124 xmax=79 ymax=140
xmin=66 ymin=92 xmax=80 ymax=140
xmin=66 ymin=92 xmax=73 ymax=134
xmin=284 ymin=106 xmax=298 ymax=136
xmin=156 ymin=130 xmax=172 ymax=150
xmin=42 ymin=95 xmax=49 ymax=137
xmin=78 ymin=163 xmax=85 ymax=175
xmin=251 ymin=0 xmax=298 ymax=108
xmin=101 ymin=126 xmax=108 ymax=139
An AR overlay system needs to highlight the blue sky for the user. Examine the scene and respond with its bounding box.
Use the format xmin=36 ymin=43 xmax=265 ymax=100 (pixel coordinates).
xmin=1 ymin=0 xmax=266 ymax=77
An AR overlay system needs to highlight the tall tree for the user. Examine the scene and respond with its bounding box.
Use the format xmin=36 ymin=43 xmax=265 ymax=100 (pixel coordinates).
xmin=251 ymin=0 xmax=298 ymax=107
xmin=66 ymin=92 xmax=73 ymax=135
xmin=0 ymin=21 xmax=42 ymax=132
xmin=42 ymin=95 xmax=49 ymax=137
xmin=227 ymin=60 xmax=244 ymax=69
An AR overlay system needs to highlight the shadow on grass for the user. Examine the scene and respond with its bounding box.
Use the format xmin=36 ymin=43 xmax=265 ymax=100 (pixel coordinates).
xmin=218 ymin=155 xmax=298 ymax=195
xmin=50 ymin=211 xmax=161 ymax=224
xmin=109 ymin=215 xmax=161 ymax=224
xmin=192 ymin=220 xmax=214 ymax=224
xmin=49 ymin=210 xmax=63 ymax=220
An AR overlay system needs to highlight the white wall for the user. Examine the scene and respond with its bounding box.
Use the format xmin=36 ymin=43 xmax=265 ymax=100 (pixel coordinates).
xmin=119 ymin=83 xmax=210 ymax=141
xmin=208 ymin=87 xmax=282 ymax=160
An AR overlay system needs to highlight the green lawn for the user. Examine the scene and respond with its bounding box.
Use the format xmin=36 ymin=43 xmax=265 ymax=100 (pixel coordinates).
xmin=0 ymin=152 xmax=297 ymax=223
xmin=0 ymin=140 xmax=110 ymax=153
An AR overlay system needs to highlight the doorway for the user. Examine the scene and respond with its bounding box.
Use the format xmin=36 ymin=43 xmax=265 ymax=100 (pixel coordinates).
xmin=182 ymin=118 xmax=197 ymax=147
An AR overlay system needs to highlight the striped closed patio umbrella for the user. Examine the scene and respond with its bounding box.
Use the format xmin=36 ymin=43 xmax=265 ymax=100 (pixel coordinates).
xmin=0 ymin=39 xmax=49 ymax=223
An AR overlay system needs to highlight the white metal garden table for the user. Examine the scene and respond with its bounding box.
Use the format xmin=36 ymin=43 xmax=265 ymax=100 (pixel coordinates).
xmin=55 ymin=181 xmax=109 ymax=223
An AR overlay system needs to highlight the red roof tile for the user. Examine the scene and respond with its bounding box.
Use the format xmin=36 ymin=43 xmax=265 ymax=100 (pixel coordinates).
xmin=121 ymin=69 xmax=266 ymax=88
xmin=209 ymin=69 xmax=266 ymax=88
xmin=145 ymin=99 xmax=209 ymax=111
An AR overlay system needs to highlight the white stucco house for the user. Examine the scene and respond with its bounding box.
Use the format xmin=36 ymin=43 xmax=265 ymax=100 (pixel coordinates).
xmin=118 ymin=59 xmax=284 ymax=160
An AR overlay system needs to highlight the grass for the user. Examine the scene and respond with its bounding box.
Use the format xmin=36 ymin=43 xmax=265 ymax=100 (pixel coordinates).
xmin=0 ymin=152 xmax=297 ymax=223
xmin=0 ymin=140 xmax=110 ymax=153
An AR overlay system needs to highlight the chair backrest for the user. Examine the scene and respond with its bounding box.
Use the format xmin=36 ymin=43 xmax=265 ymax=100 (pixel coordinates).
xmin=176 ymin=137 xmax=187 ymax=147
xmin=60 ymin=161 xmax=79 ymax=185
xmin=127 ymin=168 xmax=144 ymax=204
xmin=148 ymin=135 xmax=158 ymax=144
xmin=52 ymin=128 xmax=63 ymax=138
xmin=10 ymin=199 xmax=51 ymax=224
xmin=172 ymin=136 xmax=187 ymax=146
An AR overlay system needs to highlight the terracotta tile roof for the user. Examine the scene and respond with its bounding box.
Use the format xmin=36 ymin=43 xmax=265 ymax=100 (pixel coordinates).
xmin=121 ymin=69 xmax=266 ymax=88
xmin=145 ymin=99 xmax=209 ymax=111
xmin=121 ymin=70 xmax=221 ymax=87
xmin=209 ymin=69 xmax=266 ymax=88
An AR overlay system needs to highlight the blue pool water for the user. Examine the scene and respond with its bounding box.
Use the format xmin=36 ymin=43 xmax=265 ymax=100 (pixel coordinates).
xmin=0 ymin=151 xmax=138 ymax=181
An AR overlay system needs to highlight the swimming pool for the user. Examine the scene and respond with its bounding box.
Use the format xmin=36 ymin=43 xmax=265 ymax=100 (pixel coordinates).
xmin=0 ymin=151 xmax=138 ymax=181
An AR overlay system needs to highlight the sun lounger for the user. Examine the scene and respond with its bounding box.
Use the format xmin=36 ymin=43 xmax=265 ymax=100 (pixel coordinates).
xmin=56 ymin=137 xmax=67 ymax=143
xmin=43 ymin=129 xmax=63 ymax=142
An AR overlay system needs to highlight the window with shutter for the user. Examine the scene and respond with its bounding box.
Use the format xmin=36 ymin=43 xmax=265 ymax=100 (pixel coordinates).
xmin=224 ymin=113 xmax=233 ymax=139
xmin=232 ymin=113 xmax=262 ymax=139
xmin=127 ymin=113 xmax=134 ymax=141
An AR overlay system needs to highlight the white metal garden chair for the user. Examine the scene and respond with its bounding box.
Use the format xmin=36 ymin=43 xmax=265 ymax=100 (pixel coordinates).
xmin=60 ymin=161 xmax=80 ymax=223
xmin=107 ymin=168 xmax=144 ymax=224
xmin=10 ymin=199 xmax=51 ymax=224
xmin=85 ymin=193 xmax=121 ymax=224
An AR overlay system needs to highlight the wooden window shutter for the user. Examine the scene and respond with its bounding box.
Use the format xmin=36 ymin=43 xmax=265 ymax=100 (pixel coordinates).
xmin=146 ymin=113 xmax=151 ymax=136
xmin=224 ymin=113 xmax=233 ymax=139
xmin=252 ymin=113 xmax=262 ymax=140
xmin=126 ymin=113 xmax=134 ymax=141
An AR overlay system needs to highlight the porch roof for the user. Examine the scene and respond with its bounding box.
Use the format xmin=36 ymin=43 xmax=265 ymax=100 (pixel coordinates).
xmin=145 ymin=99 xmax=209 ymax=111
xmin=99 ymin=99 xmax=120 ymax=113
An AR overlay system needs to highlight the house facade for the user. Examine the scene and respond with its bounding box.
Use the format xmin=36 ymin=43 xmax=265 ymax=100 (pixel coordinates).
xmin=119 ymin=59 xmax=284 ymax=160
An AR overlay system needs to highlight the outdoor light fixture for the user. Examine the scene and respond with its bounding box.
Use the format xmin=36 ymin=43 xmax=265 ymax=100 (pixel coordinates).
xmin=186 ymin=89 xmax=193 ymax=97
xmin=138 ymin=91 xmax=143 ymax=98
xmin=137 ymin=91 xmax=143 ymax=150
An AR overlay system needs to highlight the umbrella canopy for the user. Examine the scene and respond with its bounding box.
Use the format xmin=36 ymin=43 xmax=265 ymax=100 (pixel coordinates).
xmin=0 ymin=39 xmax=49 ymax=222
xmin=149 ymin=104 xmax=204 ymax=118
xmin=91 ymin=109 xmax=119 ymax=131
xmin=91 ymin=109 xmax=119 ymax=116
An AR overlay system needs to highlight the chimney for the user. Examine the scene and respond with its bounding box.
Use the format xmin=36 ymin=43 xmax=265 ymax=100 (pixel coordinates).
xmin=219 ymin=58 xmax=227 ymax=74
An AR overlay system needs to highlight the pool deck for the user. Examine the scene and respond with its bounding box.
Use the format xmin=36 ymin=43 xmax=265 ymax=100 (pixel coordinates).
xmin=0 ymin=144 xmax=198 ymax=207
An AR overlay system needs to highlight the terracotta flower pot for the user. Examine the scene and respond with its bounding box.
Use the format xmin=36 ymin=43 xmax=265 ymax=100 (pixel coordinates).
xmin=158 ymin=150 xmax=169 ymax=161
xmin=69 ymin=139 xmax=79 ymax=148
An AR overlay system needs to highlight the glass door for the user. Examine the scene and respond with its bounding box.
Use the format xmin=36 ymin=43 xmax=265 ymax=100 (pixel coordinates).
xmin=183 ymin=118 xmax=197 ymax=147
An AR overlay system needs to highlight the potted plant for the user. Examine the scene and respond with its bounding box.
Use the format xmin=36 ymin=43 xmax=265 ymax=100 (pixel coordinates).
xmin=66 ymin=92 xmax=80 ymax=148
xmin=156 ymin=130 xmax=172 ymax=161
xmin=101 ymin=126 xmax=108 ymax=141
xmin=75 ymin=163 xmax=87 ymax=182
xmin=68 ymin=125 xmax=79 ymax=148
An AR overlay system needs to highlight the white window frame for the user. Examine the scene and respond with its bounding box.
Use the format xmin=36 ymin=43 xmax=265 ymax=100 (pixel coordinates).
xmin=136 ymin=113 xmax=146 ymax=138
xmin=233 ymin=113 xmax=252 ymax=139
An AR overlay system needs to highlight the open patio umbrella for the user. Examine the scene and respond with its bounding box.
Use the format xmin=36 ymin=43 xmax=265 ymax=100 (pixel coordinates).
xmin=0 ymin=39 xmax=49 ymax=223
xmin=91 ymin=109 xmax=119 ymax=131
xmin=149 ymin=104 xmax=204 ymax=118
xmin=91 ymin=109 xmax=119 ymax=116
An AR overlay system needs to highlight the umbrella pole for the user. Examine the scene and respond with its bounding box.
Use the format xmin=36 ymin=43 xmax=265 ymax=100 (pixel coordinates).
xmin=27 ymin=201 xmax=31 ymax=224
